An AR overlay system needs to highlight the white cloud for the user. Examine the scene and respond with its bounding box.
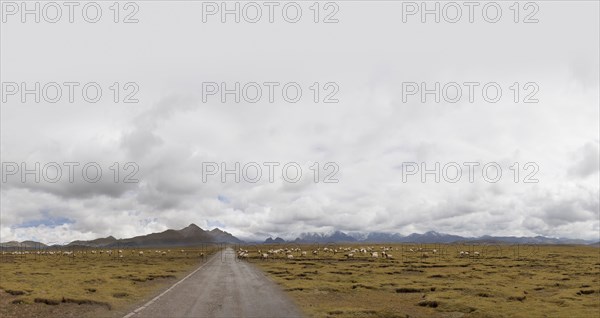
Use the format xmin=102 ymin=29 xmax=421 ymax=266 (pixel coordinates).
xmin=1 ymin=2 xmax=599 ymax=243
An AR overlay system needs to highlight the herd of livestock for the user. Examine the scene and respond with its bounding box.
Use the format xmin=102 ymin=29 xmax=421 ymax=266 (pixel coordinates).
xmin=0 ymin=248 xmax=206 ymax=259
xmin=237 ymin=245 xmax=483 ymax=260
xmin=1 ymin=243 xmax=538 ymax=263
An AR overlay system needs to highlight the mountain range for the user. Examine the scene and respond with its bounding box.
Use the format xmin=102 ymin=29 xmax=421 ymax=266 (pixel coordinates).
xmin=0 ymin=224 xmax=241 ymax=249
xmin=71 ymin=224 xmax=244 ymax=247
xmin=265 ymin=230 xmax=596 ymax=245
xmin=1 ymin=225 xmax=597 ymax=249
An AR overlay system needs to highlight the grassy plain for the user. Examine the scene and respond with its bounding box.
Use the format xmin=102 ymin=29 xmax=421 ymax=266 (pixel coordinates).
xmin=0 ymin=246 xmax=218 ymax=318
xmin=1 ymin=244 xmax=598 ymax=318
xmin=245 ymin=244 xmax=600 ymax=318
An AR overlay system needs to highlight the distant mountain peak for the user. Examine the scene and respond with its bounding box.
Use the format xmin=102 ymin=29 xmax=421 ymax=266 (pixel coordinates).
xmin=295 ymin=231 xmax=357 ymax=243
xmin=178 ymin=223 xmax=206 ymax=238
xmin=264 ymin=237 xmax=286 ymax=244
xmin=424 ymin=231 xmax=443 ymax=236
xmin=209 ymin=228 xmax=236 ymax=236
xmin=182 ymin=223 xmax=201 ymax=230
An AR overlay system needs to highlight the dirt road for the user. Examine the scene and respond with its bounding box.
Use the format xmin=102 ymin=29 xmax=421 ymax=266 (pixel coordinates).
xmin=124 ymin=247 xmax=304 ymax=318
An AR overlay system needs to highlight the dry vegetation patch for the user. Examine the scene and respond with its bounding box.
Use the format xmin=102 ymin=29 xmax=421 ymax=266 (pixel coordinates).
xmin=248 ymin=244 xmax=600 ymax=317
xmin=0 ymin=246 xmax=218 ymax=318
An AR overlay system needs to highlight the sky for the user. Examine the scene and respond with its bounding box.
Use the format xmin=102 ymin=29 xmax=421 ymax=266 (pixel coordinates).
xmin=1 ymin=1 xmax=599 ymax=244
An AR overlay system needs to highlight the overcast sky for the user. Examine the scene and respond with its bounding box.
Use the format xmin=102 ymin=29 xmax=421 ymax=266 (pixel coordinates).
xmin=1 ymin=1 xmax=599 ymax=243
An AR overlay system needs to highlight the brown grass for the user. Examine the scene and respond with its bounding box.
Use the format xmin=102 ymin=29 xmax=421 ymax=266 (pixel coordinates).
xmin=246 ymin=244 xmax=600 ymax=317
xmin=0 ymin=246 xmax=218 ymax=318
